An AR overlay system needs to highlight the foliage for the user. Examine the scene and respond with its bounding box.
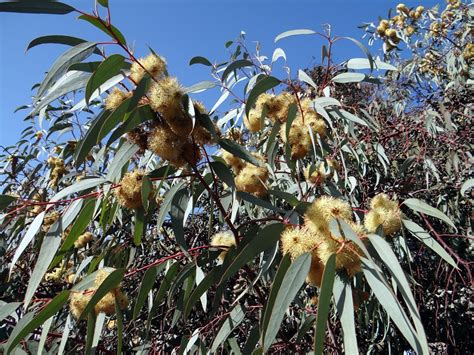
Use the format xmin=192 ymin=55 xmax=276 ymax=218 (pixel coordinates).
xmin=0 ymin=0 xmax=472 ymax=353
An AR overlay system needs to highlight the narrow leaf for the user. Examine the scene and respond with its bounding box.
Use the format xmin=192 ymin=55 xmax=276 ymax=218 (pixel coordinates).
xmin=263 ymin=253 xmax=311 ymax=352
xmin=314 ymin=253 xmax=336 ymax=355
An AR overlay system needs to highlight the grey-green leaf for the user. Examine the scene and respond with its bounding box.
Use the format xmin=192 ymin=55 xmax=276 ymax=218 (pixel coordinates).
xmin=333 ymin=276 xmax=358 ymax=355
xmin=211 ymin=305 xmax=246 ymax=352
xmin=262 ymin=253 xmax=311 ymax=352
xmin=85 ymin=54 xmax=126 ymax=104
xmin=36 ymin=42 xmax=97 ymax=100
xmin=24 ymin=236 xmax=62 ymax=307
xmin=314 ymin=253 xmax=336 ymax=355
xmin=274 ymin=29 xmax=316 ymax=42
xmin=402 ymin=219 xmax=457 ymax=268
xmin=403 ymin=198 xmax=455 ymax=229
xmin=219 ymin=139 xmax=262 ymax=167
xmin=218 ymin=223 xmax=284 ymax=285
xmin=5 ymin=291 xmax=69 ymax=354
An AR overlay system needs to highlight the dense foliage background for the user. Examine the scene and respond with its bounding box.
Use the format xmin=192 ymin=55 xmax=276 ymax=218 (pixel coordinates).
xmin=0 ymin=0 xmax=472 ymax=354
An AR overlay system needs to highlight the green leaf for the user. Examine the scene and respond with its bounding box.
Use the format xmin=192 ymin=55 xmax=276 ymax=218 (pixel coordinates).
xmin=24 ymin=236 xmax=62 ymax=307
xmin=332 ymin=72 xmax=365 ymax=84
xmin=106 ymin=105 xmax=155 ymax=147
xmin=218 ymin=223 xmax=284 ymax=286
xmin=68 ymin=61 xmax=101 ymax=73
xmin=219 ymin=138 xmax=262 ymax=167
xmin=402 ymin=219 xmax=457 ymax=268
xmin=36 ymin=42 xmax=97 ymax=101
xmin=74 ymin=110 xmax=109 ymax=166
xmin=298 ymin=69 xmax=318 ymax=90
xmin=0 ymin=194 xmax=17 ymax=211
xmin=261 ymin=254 xmax=291 ymax=336
xmin=237 ymin=191 xmax=285 ymax=213
xmin=274 ymin=29 xmax=316 ymax=42
xmin=243 ymin=325 xmax=260 ymax=354
xmin=79 ymin=268 xmax=125 ymax=320
xmin=184 ymin=266 xmax=221 ymax=318
xmin=85 ymin=312 xmax=96 ymax=355
xmin=85 ymin=54 xmax=126 ymax=104
xmin=115 ymin=297 xmax=123 ymax=355
xmin=37 ymin=316 xmax=53 ymax=355
xmin=156 ymin=182 xmax=185 ymax=231
xmin=403 ymin=198 xmax=455 ymax=229
xmin=105 ymin=141 xmax=139 ymax=183
xmin=97 ymin=0 xmax=108 ymax=7
xmin=368 ymin=233 xmax=429 ymax=354
xmin=347 ymin=58 xmax=397 ymax=71
xmin=245 ymin=76 xmax=281 ymax=117
xmin=78 ymin=15 xmax=126 ymax=45
xmin=335 ymin=109 xmax=369 ymax=127
xmin=133 ymin=264 xmax=164 ymax=320
xmin=50 ymin=177 xmax=106 ymax=203
xmin=3 ymin=312 xmax=34 ymax=355
xmin=314 ymin=253 xmax=336 ymax=355
xmin=97 ymin=98 xmax=132 ymax=143
xmin=0 ymin=1 xmax=75 ymax=14
xmin=141 ymin=174 xmax=152 ymax=213
xmin=31 ymin=70 xmax=91 ymax=117
xmin=133 ymin=208 xmax=146 ymax=246
xmin=361 ymin=258 xmax=422 ymax=353
xmin=184 ymin=80 xmax=217 ymax=93
xmin=189 ymin=56 xmax=213 ymax=66
xmin=460 ymin=178 xmax=474 ymax=196
xmin=296 ymin=315 xmax=316 ymax=343
xmin=268 ymin=189 xmax=299 ymax=207
xmin=60 ymin=198 xmax=95 ymax=251
xmin=262 ymin=253 xmax=311 ymax=352
xmin=146 ymin=262 xmax=180 ymax=333
xmin=222 ymin=59 xmax=254 ymax=83
xmin=170 ymin=189 xmax=190 ymax=251
xmin=5 ymin=291 xmax=69 ymax=354
xmin=211 ymin=305 xmax=246 ymax=352
xmin=26 ymin=35 xmax=101 ymax=55
xmin=333 ymin=276 xmax=358 ymax=355
xmin=0 ymin=302 xmax=21 ymax=323
xmin=210 ymin=161 xmax=235 ymax=188
xmin=336 ymin=37 xmax=374 ymax=72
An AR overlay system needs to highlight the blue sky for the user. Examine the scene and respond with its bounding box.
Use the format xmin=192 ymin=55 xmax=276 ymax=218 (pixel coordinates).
xmin=0 ymin=0 xmax=439 ymax=147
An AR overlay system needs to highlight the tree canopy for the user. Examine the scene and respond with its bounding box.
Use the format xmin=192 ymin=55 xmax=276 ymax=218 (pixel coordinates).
xmin=0 ymin=0 xmax=472 ymax=354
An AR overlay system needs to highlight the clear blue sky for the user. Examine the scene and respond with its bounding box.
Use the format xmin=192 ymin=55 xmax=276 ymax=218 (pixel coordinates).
xmin=0 ymin=0 xmax=439 ymax=147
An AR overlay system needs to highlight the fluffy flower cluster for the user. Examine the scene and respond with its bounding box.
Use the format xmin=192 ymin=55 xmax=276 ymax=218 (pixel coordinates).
xmin=222 ymin=151 xmax=269 ymax=197
xmin=463 ymin=43 xmax=474 ymax=61
xmin=42 ymin=211 xmax=60 ymax=232
xmin=115 ymin=170 xmax=147 ymax=209
xmin=47 ymin=156 xmax=68 ymax=188
xmin=69 ymin=269 xmax=129 ymax=319
xmin=74 ymin=232 xmax=93 ymax=249
xmin=304 ymin=159 xmax=340 ymax=186
xmin=105 ymin=88 xmax=132 ymax=111
xmin=210 ymin=231 xmax=236 ymax=261
xmin=281 ymin=196 xmax=366 ymax=286
xmin=244 ymin=92 xmax=295 ymax=131
xmin=104 ymin=52 xmax=219 ymax=167
xmin=45 ymin=261 xmax=73 ymax=282
xmin=280 ymin=98 xmax=327 ymax=159
xmin=145 ymin=74 xmax=218 ymax=167
xmin=244 ymin=93 xmax=327 ymax=159
xmin=130 ymin=53 xmax=167 ymax=83
xmin=364 ymin=193 xmax=402 ymax=236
